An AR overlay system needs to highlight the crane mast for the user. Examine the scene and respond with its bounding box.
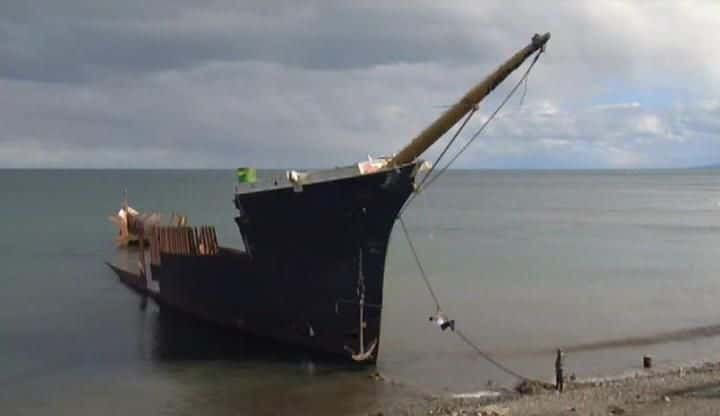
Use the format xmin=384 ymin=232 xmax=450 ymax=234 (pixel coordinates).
xmin=390 ymin=33 xmax=550 ymax=166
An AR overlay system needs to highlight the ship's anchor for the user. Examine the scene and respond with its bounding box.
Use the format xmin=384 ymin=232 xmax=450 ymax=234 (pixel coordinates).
xmin=344 ymin=248 xmax=378 ymax=362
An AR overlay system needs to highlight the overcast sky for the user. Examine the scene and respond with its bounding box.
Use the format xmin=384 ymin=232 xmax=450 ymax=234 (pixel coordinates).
xmin=1 ymin=1 xmax=718 ymax=169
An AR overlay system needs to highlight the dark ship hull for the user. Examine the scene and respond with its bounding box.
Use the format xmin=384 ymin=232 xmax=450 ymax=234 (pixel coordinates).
xmin=108 ymin=162 xmax=419 ymax=362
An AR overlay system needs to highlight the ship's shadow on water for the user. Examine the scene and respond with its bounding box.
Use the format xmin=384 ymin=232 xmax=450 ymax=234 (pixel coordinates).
xmin=141 ymin=300 xmax=364 ymax=373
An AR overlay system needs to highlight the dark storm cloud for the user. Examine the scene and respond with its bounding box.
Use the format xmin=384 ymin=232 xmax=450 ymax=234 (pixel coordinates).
xmin=0 ymin=1 xmax=718 ymax=168
xmin=0 ymin=1 xmax=496 ymax=83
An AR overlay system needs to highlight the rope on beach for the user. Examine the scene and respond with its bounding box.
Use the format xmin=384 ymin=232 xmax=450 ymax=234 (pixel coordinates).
xmin=455 ymin=329 xmax=528 ymax=381
xmin=396 ymin=50 xmax=545 ymax=382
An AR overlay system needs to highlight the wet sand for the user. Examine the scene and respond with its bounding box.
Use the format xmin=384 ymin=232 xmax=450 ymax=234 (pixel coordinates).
xmin=370 ymin=362 xmax=720 ymax=415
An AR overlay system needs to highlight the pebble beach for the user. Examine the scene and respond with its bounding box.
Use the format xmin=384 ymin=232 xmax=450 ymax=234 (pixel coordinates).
xmin=371 ymin=361 xmax=720 ymax=415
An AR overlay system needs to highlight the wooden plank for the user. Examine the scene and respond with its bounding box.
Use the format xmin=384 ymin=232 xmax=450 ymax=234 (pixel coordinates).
xmin=193 ymin=227 xmax=199 ymax=255
xmin=204 ymin=227 xmax=210 ymax=255
xmin=189 ymin=227 xmax=193 ymax=255
xmin=185 ymin=227 xmax=192 ymax=256
xmin=178 ymin=227 xmax=188 ymax=256
xmin=190 ymin=227 xmax=197 ymax=255
xmin=198 ymin=226 xmax=204 ymax=255
xmin=204 ymin=226 xmax=210 ymax=254
xmin=210 ymin=227 xmax=218 ymax=254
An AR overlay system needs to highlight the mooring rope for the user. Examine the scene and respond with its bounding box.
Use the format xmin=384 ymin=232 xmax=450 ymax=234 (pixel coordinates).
xmin=397 ymin=50 xmax=544 ymax=381
xmin=455 ymin=329 xmax=528 ymax=381
xmin=398 ymin=216 xmax=441 ymax=311
xmin=398 ymin=214 xmax=530 ymax=381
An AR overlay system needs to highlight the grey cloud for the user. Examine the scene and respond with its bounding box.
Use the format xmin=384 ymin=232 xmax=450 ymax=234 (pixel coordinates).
xmin=461 ymin=99 xmax=720 ymax=168
xmin=0 ymin=1 xmax=499 ymax=83
xmin=0 ymin=1 xmax=719 ymax=169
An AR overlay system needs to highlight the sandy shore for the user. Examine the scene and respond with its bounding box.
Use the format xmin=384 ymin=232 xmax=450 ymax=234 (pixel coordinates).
xmin=373 ymin=361 xmax=720 ymax=415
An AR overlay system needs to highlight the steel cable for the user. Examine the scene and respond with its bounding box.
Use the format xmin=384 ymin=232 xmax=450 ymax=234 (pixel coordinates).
xmin=397 ymin=50 xmax=544 ymax=381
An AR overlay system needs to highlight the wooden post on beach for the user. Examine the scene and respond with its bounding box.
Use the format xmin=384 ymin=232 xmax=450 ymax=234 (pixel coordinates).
xmin=643 ymin=355 xmax=652 ymax=369
xmin=555 ymin=349 xmax=565 ymax=393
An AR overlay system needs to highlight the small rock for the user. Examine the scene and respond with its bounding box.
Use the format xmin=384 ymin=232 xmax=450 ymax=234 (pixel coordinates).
xmin=477 ymin=405 xmax=509 ymax=416
xmin=515 ymin=379 xmax=554 ymax=394
xmin=368 ymin=371 xmax=384 ymax=381
xmin=608 ymin=405 xmax=625 ymax=415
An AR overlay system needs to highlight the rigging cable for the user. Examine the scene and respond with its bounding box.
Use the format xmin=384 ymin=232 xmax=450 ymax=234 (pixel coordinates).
xmin=519 ymin=73 xmax=529 ymax=109
xmin=422 ymin=50 xmax=543 ymax=191
xmin=397 ymin=49 xmax=544 ymax=381
xmin=398 ymin=107 xmax=478 ymax=217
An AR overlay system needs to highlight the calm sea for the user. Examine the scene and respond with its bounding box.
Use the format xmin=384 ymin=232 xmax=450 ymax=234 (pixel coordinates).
xmin=1 ymin=169 xmax=719 ymax=415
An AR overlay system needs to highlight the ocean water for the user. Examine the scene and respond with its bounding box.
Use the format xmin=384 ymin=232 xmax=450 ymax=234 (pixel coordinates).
xmin=1 ymin=169 xmax=719 ymax=415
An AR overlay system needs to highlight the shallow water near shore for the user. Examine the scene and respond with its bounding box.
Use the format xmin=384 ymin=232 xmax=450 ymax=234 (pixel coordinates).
xmin=1 ymin=169 xmax=719 ymax=415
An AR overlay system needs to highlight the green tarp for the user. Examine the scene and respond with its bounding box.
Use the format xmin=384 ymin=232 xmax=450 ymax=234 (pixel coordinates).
xmin=236 ymin=167 xmax=257 ymax=184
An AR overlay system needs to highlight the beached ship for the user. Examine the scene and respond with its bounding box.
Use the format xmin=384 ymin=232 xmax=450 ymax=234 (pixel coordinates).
xmin=107 ymin=33 xmax=550 ymax=363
